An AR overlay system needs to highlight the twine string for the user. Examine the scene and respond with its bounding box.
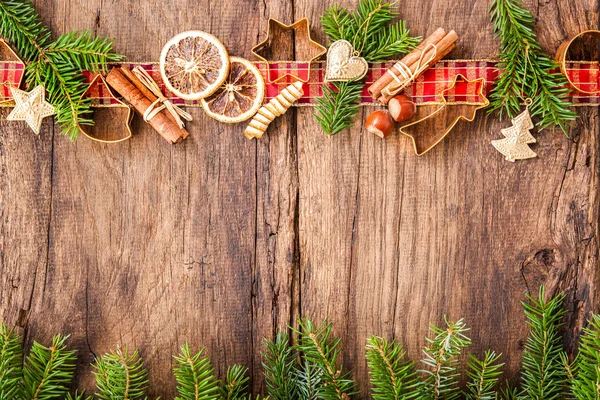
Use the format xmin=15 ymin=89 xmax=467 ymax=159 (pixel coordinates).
xmin=132 ymin=66 xmax=192 ymax=128
xmin=384 ymin=43 xmax=438 ymax=96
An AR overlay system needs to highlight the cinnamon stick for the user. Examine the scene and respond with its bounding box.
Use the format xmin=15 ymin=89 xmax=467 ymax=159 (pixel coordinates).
xmin=368 ymin=27 xmax=447 ymax=99
xmin=377 ymin=35 xmax=458 ymax=104
xmin=106 ymin=67 xmax=188 ymax=144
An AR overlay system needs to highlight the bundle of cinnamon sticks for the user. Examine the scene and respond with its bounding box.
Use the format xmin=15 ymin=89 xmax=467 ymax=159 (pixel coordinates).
xmin=106 ymin=67 xmax=189 ymax=144
xmin=368 ymin=28 xmax=458 ymax=105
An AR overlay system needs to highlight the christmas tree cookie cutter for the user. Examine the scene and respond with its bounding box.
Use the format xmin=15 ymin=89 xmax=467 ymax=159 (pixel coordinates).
xmin=555 ymin=30 xmax=600 ymax=94
xmin=252 ymin=18 xmax=327 ymax=84
xmin=79 ymin=73 xmax=133 ymax=143
xmin=398 ymin=74 xmax=489 ymax=156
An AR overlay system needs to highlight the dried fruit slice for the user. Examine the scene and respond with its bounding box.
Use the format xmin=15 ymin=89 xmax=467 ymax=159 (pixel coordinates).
xmin=201 ymin=57 xmax=265 ymax=124
xmin=160 ymin=31 xmax=230 ymax=100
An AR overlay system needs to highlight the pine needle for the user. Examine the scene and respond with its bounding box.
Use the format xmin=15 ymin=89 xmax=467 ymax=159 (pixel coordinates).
xmin=23 ymin=334 xmax=77 ymax=400
xmin=294 ymin=318 xmax=359 ymax=400
xmin=221 ymin=364 xmax=250 ymax=400
xmin=0 ymin=324 xmax=23 ymax=400
xmin=419 ymin=317 xmax=472 ymax=400
xmin=262 ymin=331 xmax=297 ymax=400
xmin=465 ymin=351 xmax=504 ymax=400
xmin=294 ymin=360 xmax=323 ymax=400
xmin=488 ymin=0 xmax=577 ymax=135
xmin=173 ymin=343 xmax=220 ymax=400
xmin=566 ymin=314 xmax=600 ymax=399
xmin=519 ymin=286 xmax=567 ymax=400
xmin=92 ymin=346 xmax=149 ymax=400
xmin=366 ymin=336 xmax=419 ymax=400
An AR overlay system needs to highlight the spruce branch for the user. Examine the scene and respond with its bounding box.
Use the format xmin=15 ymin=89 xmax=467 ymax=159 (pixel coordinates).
xmin=262 ymin=331 xmax=297 ymax=400
xmin=66 ymin=390 xmax=94 ymax=400
xmin=295 ymin=360 xmax=323 ymax=400
xmin=294 ymin=318 xmax=358 ymax=400
xmin=366 ymin=336 xmax=419 ymax=400
xmin=519 ymin=287 xmax=567 ymax=400
xmin=488 ymin=0 xmax=577 ymax=135
xmin=0 ymin=0 xmax=123 ymax=140
xmin=221 ymin=364 xmax=250 ymax=400
xmin=567 ymin=314 xmax=600 ymax=399
xmin=419 ymin=317 xmax=472 ymax=400
xmin=173 ymin=343 xmax=220 ymax=400
xmin=92 ymin=346 xmax=149 ymax=400
xmin=0 ymin=324 xmax=23 ymax=400
xmin=465 ymin=351 xmax=504 ymax=400
xmin=316 ymin=0 xmax=418 ymax=135
xmin=22 ymin=334 xmax=77 ymax=400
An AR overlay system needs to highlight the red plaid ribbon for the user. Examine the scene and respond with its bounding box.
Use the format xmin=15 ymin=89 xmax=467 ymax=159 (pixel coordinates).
xmin=4 ymin=60 xmax=600 ymax=106
xmin=0 ymin=61 xmax=24 ymax=102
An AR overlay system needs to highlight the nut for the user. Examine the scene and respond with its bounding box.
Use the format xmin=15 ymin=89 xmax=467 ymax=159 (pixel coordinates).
xmin=366 ymin=110 xmax=395 ymax=139
xmin=388 ymin=94 xmax=416 ymax=122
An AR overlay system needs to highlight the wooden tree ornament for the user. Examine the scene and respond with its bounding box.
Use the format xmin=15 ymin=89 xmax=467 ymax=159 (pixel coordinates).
xmin=79 ymin=74 xmax=133 ymax=143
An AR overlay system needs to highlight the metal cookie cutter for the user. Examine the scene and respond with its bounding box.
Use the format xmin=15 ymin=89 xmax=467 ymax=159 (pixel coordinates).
xmin=252 ymin=18 xmax=327 ymax=84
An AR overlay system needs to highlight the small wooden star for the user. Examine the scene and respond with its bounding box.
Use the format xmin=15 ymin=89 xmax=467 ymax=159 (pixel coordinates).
xmin=7 ymin=85 xmax=55 ymax=135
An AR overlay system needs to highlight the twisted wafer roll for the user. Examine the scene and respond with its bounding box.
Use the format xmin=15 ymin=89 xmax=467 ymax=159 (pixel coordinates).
xmin=244 ymin=81 xmax=304 ymax=139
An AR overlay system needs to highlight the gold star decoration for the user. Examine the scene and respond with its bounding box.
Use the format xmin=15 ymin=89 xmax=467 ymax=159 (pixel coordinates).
xmin=7 ymin=85 xmax=55 ymax=135
xmin=252 ymin=18 xmax=327 ymax=83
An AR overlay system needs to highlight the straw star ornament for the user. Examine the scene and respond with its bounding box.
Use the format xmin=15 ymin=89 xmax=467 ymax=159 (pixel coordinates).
xmin=7 ymin=85 xmax=55 ymax=135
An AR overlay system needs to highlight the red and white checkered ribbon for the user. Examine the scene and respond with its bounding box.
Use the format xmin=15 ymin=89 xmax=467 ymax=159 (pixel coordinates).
xmin=2 ymin=60 xmax=599 ymax=106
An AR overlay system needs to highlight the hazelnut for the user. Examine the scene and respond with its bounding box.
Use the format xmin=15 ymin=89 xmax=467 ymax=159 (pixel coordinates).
xmin=366 ymin=110 xmax=395 ymax=139
xmin=388 ymin=94 xmax=416 ymax=122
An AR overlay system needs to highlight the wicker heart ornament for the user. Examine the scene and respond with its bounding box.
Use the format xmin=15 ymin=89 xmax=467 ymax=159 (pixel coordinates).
xmin=325 ymin=40 xmax=369 ymax=82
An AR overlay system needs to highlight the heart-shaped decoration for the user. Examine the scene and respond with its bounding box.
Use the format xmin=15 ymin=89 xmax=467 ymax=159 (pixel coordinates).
xmin=325 ymin=40 xmax=369 ymax=82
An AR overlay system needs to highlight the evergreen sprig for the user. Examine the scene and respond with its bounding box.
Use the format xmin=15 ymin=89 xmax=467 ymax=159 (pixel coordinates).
xmin=465 ymin=351 xmax=503 ymax=400
xmin=488 ymin=0 xmax=577 ymax=135
xmin=0 ymin=0 xmax=122 ymax=140
xmin=92 ymin=346 xmax=149 ymax=400
xmin=566 ymin=314 xmax=600 ymax=399
xmin=519 ymin=287 xmax=567 ymax=400
xmin=419 ymin=318 xmax=472 ymax=400
xmin=23 ymin=334 xmax=77 ymax=400
xmin=294 ymin=318 xmax=359 ymax=400
xmin=262 ymin=331 xmax=297 ymax=400
xmin=173 ymin=343 xmax=220 ymax=400
xmin=294 ymin=360 xmax=323 ymax=400
xmin=221 ymin=365 xmax=250 ymax=400
xmin=0 ymin=325 xmax=23 ymax=399
xmin=366 ymin=336 xmax=419 ymax=400
xmin=316 ymin=0 xmax=419 ymax=135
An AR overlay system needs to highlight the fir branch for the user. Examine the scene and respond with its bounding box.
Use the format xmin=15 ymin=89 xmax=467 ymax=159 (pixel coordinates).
xmin=488 ymin=0 xmax=577 ymax=135
xmin=419 ymin=317 xmax=472 ymax=400
xmin=173 ymin=343 xmax=220 ymax=400
xmin=221 ymin=364 xmax=250 ymax=400
xmin=465 ymin=351 xmax=504 ymax=400
xmin=22 ymin=334 xmax=77 ymax=400
xmin=295 ymin=360 xmax=323 ymax=400
xmin=366 ymin=336 xmax=419 ymax=400
xmin=519 ymin=287 xmax=567 ymax=400
xmin=0 ymin=324 xmax=23 ymax=400
xmin=294 ymin=318 xmax=358 ymax=400
xmin=66 ymin=390 xmax=94 ymax=400
xmin=0 ymin=0 xmax=123 ymax=140
xmin=321 ymin=4 xmax=353 ymax=43
xmin=501 ymin=384 xmax=520 ymax=400
xmin=315 ymin=81 xmax=362 ymax=135
xmin=363 ymin=21 xmax=420 ymax=62
xmin=92 ymin=346 xmax=149 ymax=400
xmin=350 ymin=0 xmax=395 ymax=56
xmin=568 ymin=314 xmax=600 ymax=399
xmin=262 ymin=331 xmax=297 ymax=400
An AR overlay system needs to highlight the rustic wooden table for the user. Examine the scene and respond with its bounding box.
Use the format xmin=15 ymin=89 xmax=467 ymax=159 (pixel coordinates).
xmin=0 ymin=0 xmax=598 ymax=397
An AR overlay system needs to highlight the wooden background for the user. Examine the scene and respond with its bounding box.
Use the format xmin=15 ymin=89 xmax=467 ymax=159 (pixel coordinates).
xmin=1 ymin=0 xmax=599 ymax=397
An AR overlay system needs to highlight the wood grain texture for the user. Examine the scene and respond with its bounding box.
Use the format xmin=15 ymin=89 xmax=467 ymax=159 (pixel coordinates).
xmin=0 ymin=0 xmax=598 ymax=398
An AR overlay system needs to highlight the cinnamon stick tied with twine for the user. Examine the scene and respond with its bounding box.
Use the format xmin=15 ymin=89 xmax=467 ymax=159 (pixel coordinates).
xmin=368 ymin=28 xmax=458 ymax=105
xmin=106 ymin=66 xmax=191 ymax=144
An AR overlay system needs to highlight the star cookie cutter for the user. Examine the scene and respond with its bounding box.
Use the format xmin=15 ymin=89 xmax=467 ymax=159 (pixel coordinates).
xmin=399 ymin=74 xmax=489 ymax=156
xmin=252 ymin=18 xmax=327 ymax=84
xmin=555 ymin=30 xmax=600 ymax=94
xmin=79 ymin=73 xmax=133 ymax=143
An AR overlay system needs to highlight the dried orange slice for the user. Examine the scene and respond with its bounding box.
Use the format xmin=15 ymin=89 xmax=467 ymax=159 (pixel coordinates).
xmin=160 ymin=31 xmax=230 ymax=100
xmin=201 ymin=57 xmax=265 ymax=123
